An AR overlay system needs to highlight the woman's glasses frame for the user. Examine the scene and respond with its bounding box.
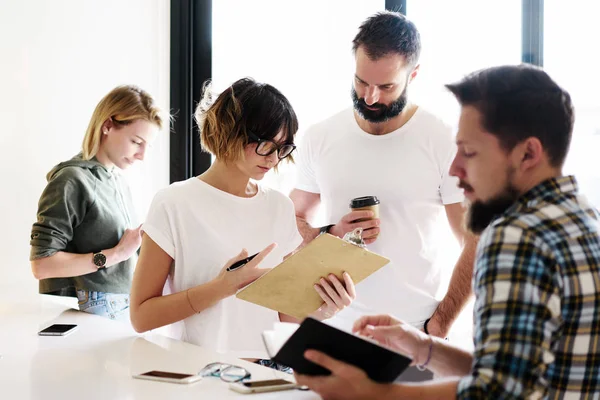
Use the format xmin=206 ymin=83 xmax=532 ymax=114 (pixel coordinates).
xmin=247 ymin=131 xmax=296 ymax=160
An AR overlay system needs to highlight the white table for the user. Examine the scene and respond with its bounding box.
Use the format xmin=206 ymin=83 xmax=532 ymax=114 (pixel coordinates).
xmin=0 ymin=293 xmax=319 ymax=400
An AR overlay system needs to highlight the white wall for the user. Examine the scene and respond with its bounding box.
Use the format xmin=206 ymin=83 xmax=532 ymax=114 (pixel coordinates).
xmin=0 ymin=1 xmax=170 ymax=295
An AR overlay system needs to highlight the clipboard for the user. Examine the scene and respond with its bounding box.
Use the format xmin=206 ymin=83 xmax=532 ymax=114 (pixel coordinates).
xmin=235 ymin=231 xmax=390 ymax=319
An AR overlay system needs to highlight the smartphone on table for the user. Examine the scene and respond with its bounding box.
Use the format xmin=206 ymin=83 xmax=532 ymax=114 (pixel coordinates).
xmin=229 ymin=378 xmax=298 ymax=394
xmin=133 ymin=370 xmax=202 ymax=384
xmin=38 ymin=324 xmax=78 ymax=336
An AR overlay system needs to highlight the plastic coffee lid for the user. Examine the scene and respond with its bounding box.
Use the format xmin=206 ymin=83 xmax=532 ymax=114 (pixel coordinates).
xmin=349 ymin=196 xmax=380 ymax=208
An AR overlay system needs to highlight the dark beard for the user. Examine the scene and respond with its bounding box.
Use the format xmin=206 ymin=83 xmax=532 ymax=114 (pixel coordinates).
xmin=351 ymin=86 xmax=407 ymax=123
xmin=466 ymin=185 xmax=520 ymax=234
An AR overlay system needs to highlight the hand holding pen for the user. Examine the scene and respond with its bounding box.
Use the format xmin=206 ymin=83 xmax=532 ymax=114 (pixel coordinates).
xmin=226 ymin=252 xmax=260 ymax=271
xmin=217 ymin=243 xmax=277 ymax=295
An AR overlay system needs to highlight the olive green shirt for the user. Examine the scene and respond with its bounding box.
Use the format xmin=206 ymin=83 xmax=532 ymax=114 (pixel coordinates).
xmin=30 ymin=154 xmax=137 ymax=297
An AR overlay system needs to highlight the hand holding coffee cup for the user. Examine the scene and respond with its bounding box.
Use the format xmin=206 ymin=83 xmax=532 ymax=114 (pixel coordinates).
xmin=329 ymin=196 xmax=381 ymax=245
xmin=349 ymin=196 xmax=380 ymax=220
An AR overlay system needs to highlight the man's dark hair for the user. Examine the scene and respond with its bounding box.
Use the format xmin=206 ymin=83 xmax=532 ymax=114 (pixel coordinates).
xmin=352 ymin=11 xmax=421 ymax=66
xmin=446 ymin=64 xmax=574 ymax=168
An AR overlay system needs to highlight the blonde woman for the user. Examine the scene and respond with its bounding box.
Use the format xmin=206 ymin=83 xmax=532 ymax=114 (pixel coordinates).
xmin=130 ymin=78 xmax=355 ymax=369
xmin=30 ymin=85 xmax=164 ymax=321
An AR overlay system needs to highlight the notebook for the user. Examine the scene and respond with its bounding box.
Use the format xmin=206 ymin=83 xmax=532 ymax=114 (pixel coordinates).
xmin=262 ymin=318 xmax=411 ymax=383
xmin=236 ymin=233 xmax=390 ymax=319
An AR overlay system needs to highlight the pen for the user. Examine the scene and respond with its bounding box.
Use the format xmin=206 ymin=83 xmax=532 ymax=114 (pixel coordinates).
xmin=226 ymin=253 xmax=259 ymax=272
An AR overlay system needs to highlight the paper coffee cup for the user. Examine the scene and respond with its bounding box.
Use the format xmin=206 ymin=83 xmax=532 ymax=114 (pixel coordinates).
xmin=349 ymin=196 xmax=380 ymax=222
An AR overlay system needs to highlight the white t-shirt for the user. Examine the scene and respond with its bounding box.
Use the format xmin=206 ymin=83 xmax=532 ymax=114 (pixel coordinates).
xmin=143 ymin=178 xmax=303 ymax=358
xmin=295 ymin=107 xmax=463 ymax=326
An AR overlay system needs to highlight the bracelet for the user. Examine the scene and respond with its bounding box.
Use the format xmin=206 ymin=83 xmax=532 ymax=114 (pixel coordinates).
xmin=186 ymin=289 xmax=199 ymax=313
xmin=423 ymin=318 xmax=431 ymax=334
xmin=416 ymin=338 xmax=433 ymax=371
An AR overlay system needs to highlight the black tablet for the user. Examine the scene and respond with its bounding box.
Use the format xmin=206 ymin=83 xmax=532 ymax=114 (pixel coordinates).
xmin=271 ymin=318 xmax=411 ymax=383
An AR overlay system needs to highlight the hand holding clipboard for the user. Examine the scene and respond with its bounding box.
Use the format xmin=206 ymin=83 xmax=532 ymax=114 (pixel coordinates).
xmin=236 ymin=231 xmax=390 ymax=319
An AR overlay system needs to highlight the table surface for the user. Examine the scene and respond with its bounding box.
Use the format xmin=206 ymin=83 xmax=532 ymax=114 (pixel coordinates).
xmin=0 ymin=293 xmax=320 ymax=400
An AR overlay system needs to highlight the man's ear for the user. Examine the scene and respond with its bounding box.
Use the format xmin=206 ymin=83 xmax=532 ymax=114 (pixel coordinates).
xmin=408 ymin=64 xmax=420 ymax=84
xmin=518 ymin=137 xmax=544 ymax=171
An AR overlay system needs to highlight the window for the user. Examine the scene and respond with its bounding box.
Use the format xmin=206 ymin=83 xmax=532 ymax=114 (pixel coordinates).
xmin=212 ymin=0 xmax=384 ymax=199
xmin=409 ymin=0 xmax=522 ymax=126
xmin=545 ymin=2 xmax=600 ymax=207
xmin=206 ymin=2 xmax=588 ymax=351
xmin=406 ymin=1 xmax=522 ymax=349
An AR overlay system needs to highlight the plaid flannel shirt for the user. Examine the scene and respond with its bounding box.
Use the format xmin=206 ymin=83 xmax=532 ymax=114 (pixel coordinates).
xmin=457 ymin=176 xmax=600 ymax=400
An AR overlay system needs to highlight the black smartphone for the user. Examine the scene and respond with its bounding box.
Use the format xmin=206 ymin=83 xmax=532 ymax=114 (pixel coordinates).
xmin=227 ymin=253 xmax=259 ymax=271
xmin=133 ymin=370 xmax=202 ymax=384
xmin=38 ymin=324 xmax=78 ymax=336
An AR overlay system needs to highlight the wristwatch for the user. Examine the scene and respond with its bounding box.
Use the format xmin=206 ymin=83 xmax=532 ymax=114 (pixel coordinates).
xmin=319 ymin=224 xmax=335 ymax=235
xmin=93 ymin=251 xmax=107 ymax=270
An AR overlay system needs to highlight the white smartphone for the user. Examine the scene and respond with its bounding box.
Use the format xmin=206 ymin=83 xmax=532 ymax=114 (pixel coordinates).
xmin=133 ymin=370 xmax=202 ymax=384
xmin=229 ymin=379 xmax=298 ymax=394
xmin=38 ymin=324 xmax=78 ymax=336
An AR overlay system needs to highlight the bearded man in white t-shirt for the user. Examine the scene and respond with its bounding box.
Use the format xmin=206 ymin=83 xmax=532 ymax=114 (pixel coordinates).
xmin=290 ymin=12 xmax=478 ymax=346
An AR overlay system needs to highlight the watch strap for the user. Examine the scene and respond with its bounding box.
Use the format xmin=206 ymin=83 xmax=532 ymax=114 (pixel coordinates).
xmin=319 ymin=224 xmax=335 ymax=235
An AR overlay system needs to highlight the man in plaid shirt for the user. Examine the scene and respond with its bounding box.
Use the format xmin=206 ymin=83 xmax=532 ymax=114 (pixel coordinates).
xmin=295 ymin=64 xmax=600 ymax=399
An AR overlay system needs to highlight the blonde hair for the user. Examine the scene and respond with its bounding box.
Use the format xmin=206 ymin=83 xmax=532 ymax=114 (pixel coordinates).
xmin=195 ymin=78 xmax=298 ymax=165
xmin=82 ymin=85 xmax=163 ymax=160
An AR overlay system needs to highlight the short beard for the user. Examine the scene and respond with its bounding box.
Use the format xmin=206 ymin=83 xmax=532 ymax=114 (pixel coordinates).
xmin=351 ymin=85 xmax=407 ymax=123
xmin=465 ymin=184 xmax=520 ymax=234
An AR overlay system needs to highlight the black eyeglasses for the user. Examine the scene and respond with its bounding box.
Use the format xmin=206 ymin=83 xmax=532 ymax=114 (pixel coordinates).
xmin=247 ymin=132 xmax=296 ymax=160
xmin=198 ymin=362 xmax=251 ymax=382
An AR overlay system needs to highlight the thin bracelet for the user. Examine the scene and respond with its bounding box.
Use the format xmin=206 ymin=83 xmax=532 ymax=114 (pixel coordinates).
xmin=423 ymin=318 xmax=431 ymax=334
xmin=186 ymin=289 xmax=199 ymax=313
xmin=416 ymin=338 xmax=433 ymax=371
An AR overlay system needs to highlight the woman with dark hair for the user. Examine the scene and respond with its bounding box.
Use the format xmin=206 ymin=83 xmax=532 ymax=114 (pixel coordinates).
xmin=130 ymin=78 xmax=355 ymax=366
